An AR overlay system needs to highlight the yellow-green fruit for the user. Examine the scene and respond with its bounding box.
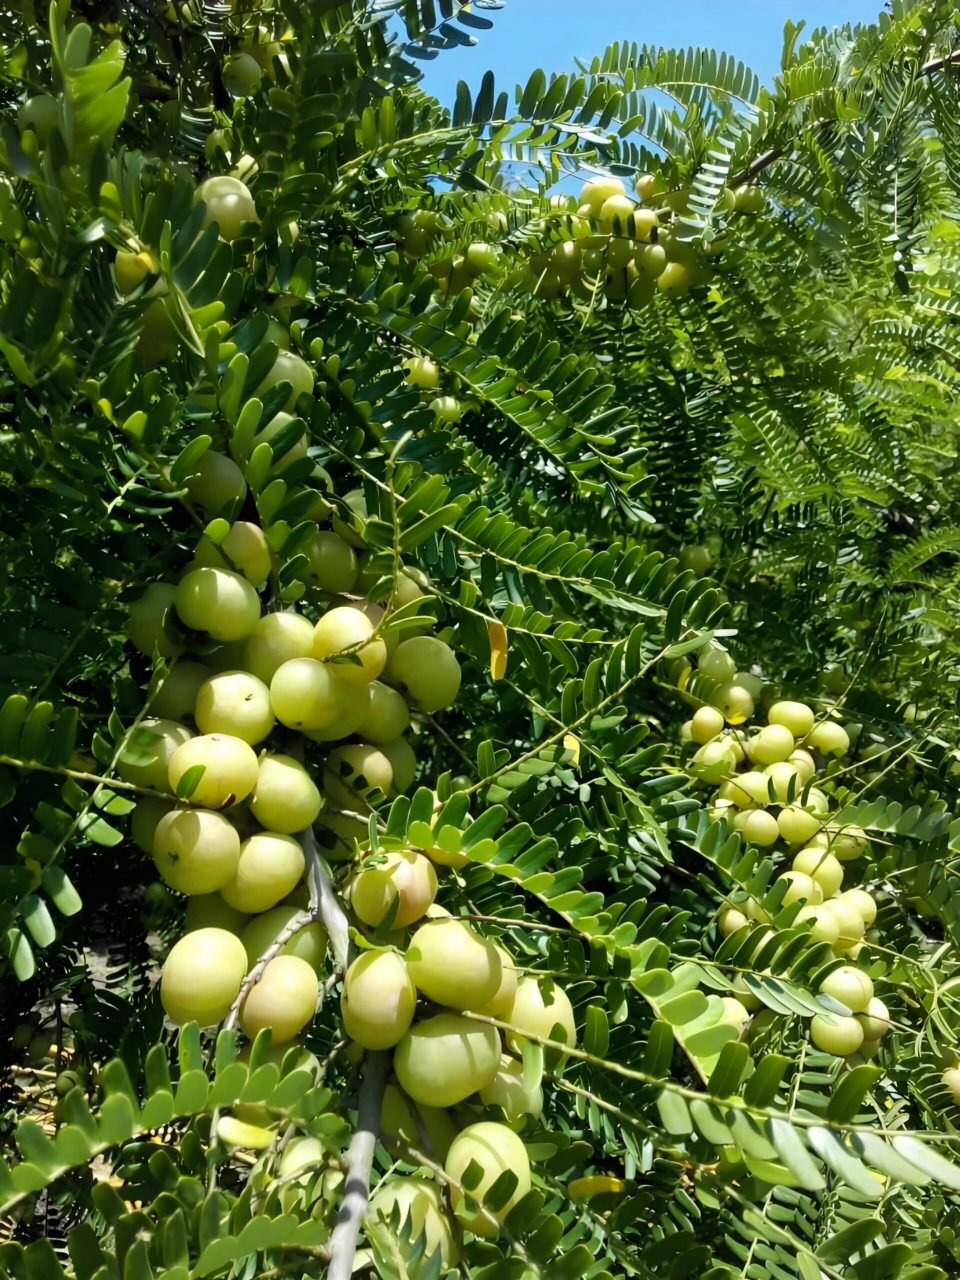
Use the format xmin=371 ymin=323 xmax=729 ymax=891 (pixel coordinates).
xmin=127 ymin=583 xmax=181 ymax=657
xmin=504 ymin=977 xmax=576 ymax=1063
xmin=256 ymin=349 xmax=315 ymax=412
xmin=197 ymin=521 xmax=272 ymax=588
xmin=699 ymin=646 xmax=737 ymax=681
xmin=184 ymin=893 xmax=249 ymax=935
xmin=404 ymin=356 xmax=440 ymax=389
xmin=332 ymin=489 xmax=368 ymax=548
xmin=240 ymin=955 xmax=318 ymax=1044
xmin=690 ymin=739 xmax=737 ymax=779
xmin=825 ymin=825 xmax=869 ymax=862
xmin=243 ymin=612 xmax=315 ymax=684
xmin=313 ymin=607 xmax=387 ymax=685
xmin=839 ymin=887 xmax=877 ymax=925
xmin=341 ymin=948 xmax=416 ymax=1049
xmin=579 ymin=175 xmax=626 ymax=215
xmin=474 ymin=945 xmax=518 ymax=1018
xmin=944 ymin=1067 xmax=960 ymax=1105
xmin=240 ymin=906 xmax=327 ymax=971
xmin=657 ymin=262 xmax=692 ymax=296
xmin=380 ymin=1083 xmax=457 ymax=1163
xmin=406 ymin=919 xmax=502 ymax=1010
xmin=303 ymin=531 xmax=359 ymax=594
xmin=350 ymin=850 xmax=438 ymax=929
xmin=808 ymin=720 xmax=850 ymax=756
xmin=719 ymin=906 xmax=749 ymax=936
xmin=197 ymin=175 xmax=258 ymax=241
xmin=130 ymin=796 xmax=176 ymax=855
xmin=174 ymin=567 xmax=261 ymax=642
xmin=185 ymin=452 xmax=247 ymax=515
xmin=778 ymin=870 xmax=823 ymax=908
xmin=763 ymin=762 xmax=802 ymax=804
xmin=745 ymin=724 xmax=795 ymax=766
xmin=323 ymin=743 xmax=394 ymax=809
xmin=794 ymin=904 xmax=840 ymax=946
xmin=430 ymin=395 xmax=462 ymax=424
xmin=304 ymin=681 xmax=372 ymax=742
xmin=168 ymin=733 xmax=259 ymax=808
xmin=115 ymin=249 xmax=158 ymax=294
xmin=819 ymin=965 xmax=873 ymax=1013
xmin=152 ymin=661 xmax=210 ymax=721
xmin=715 ymin=684 xmax=755 ymax=725
xmin=381 ymin=737 xmax=418 ymax=795
xmin=195 ymin=670 xmax=274 ymax=744
xmin=315 ymin=812 xmax=370 ymax=862
xmin=270 ymin=657 xmax=348 ymax=731
xmin=445 ymin=1122 xmax=531 ymax=1238
xmin=690 ymin=706 xmax=725 ymax=744
xmin=735 ymin=809 xmax=780 ymax=847
xmin=792 ymin=848 xmax=843 ymax=898
xmin=119 ymin=718 xmax=192 ymax=791
xmin=810 ymin=1013 xmax=863 ymax=1057
xmin=249 ymin=754 xmax=321 ymax=833
xmin=137 ymin=298 xmax=179 ymax=367
xmin=394 ymin=1013 xmax=501 ymax=1107
xmin=367 ymin=1178 xmax=460 ymax=1273
xmin=153 ymin=807 xmax=241 ymax=894
xmin=251 ymin=410 xmax=309 ymax=471
xmin=478 ymin=1053 xmax=543 ymax=1124
xmin=216 ymin=1114 xmax=273 ymax=1149
xmin=17 ymin=94 xmax=59 ymax=143
xmin=858 ymin=997 xmax=890 ymax=1041
xmin=819 ymin=899 xmax=866 ymax=950
xmin=220 ymin=833 xmax=305 ymax=913
xmin=767 ymin=700 xmax=815 ymax=737
xmin=355 ymin=682 xmax=410 ymax=744
xmin=788 ymin=749 xmax=816 ymax=782
xmin=777 ymin=805 xmax=822 ymax=845
xmin=160 ymin=927 xmax=247 ymax=1026
xmin=721 ymin=770 xmax=770 ymax=808
xmin=385 ymin=637 xmax=461 ymax=713
xmin=223 ymin=51 xmax=261 ymax=97
xmin=278 ymin=1135 xmax=325 ymax=1180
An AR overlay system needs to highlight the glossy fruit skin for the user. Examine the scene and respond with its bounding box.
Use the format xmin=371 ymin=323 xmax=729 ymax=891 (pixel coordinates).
xmin=722 ymin=770 xmax=770 ymax=808
xmin=175 ymin=567 xmax=261 ymax=642
xmin=315 ymin=811 xmax=369 ymax=862
xmin=184 ymin=893 xmax=249 ymax=935
xmin=745 ymin=724 xmax=795 ymax=765
xmin=197 ymin=522 xmax=272 ymax=588
xmin=404 ymin=356 xmax=440 ymax=389
xmin=505 ymin=977 xmax=577 ymax=1065
xmin=385 ymin=636 xmax=461 ymax=713
xmin=331 ymin=488 xmax=368 ymax=548
xmin=168 ymin=733 xmax=259 ymax=808
xmin=355 ymin=681 xmax=410 ymax=743
xmin=715 ymin=683 xmax=754 ymax=724
xmin=736 ymin=809 xmax=780 ymax=847
xmin=393 ymin=1013 xmax=501 ymax=1107
xmin=185 ymin=452 xmax=247 ymax=515
xmin=256 ymin=349 xmax=315 ymax=411
xmin=407 ymin=919 xmax=502 ymax=1010
xmin=119 ymin=718 xmax=192 ymax=791
xmin=380 ymin=737 xmax=417 ymax=794
xmin=196 ymin=176 xmax=258 ymax=242
xmin=808 ymin=720 xmax=850 ymax=756
xmin=243 ymin=612 xmax=315 ymax=684
xmin=251 ymin=411 xmax=309 ymax=471
xmin=690 ymin=706 xmax=724 ymax=744
xmin=944 ymin=1067 xmax=960 ymax=1105
xmin=839 ymin=887 xmax=877 ymax=925
xmin=341 ymin=948 xmax=416 ymax=1049
xmin=474 ymin=945 xmax=518 ymax=1017
xmin=819 ymin=965 xmax=873 ymax=1013
xmin=240 ymin=906 xmax=327 ymax=971
xmin=778 ymin=870 xmax=822 ymax=908
xmin=249 ymin=754 xmax=321 ymax=833
xmin=792 ymin=848 xmax=843 ymax=898
xmin=858 ymin=997 xmax=890 ymax=1041
xmin=270 ymin=657 xmax=347 ymax=731
xmin=161 ymin=927 xmax=247 ymax=1026
xmin=733 ymin=184 xmax=765 ymax=214
xmin=719 ymin=906 xmax=749 ymax=936
xmin=445 ymin=1122 xmax=531 ymax=1237
xmin=152 ymin=661 xmax=210 ymax=721
xmin=479 ymin=1053 xmax=543 ymax=1124
xmin=810 ymin=1013 xmax=864 ymax=1056
xmin=303 ymin=531 xmax=358 ymax=593
xmin=153 ymin=807 xmax=241 ymax=894
xmin=777 ymin=805 xmax=822 ymax=845
xmin=767 ymin=700 xmax=815 ymax=737
xmin=313 ymin=607 xmax=387 ymax=685
xmin=323 ymin=743 xmax=394 ymax=809
xmin=220 ymin=832 xmax=305 ymax=912
xmin=351 ymin=850 xmax=438 ymax=929
xmin=580 ymin=175 xmax=626 ymax=214
xmin=115 ymin=249 xmax=158 ymax=294
xmin=304 ymin=681 xmax=372 ymax=743
xmin=794 ymin=904 xmax=840 ymax=945
xmin=820 ymin=899 xmax=866 ymax=950
xmin=240 ymin=955 xmax=319 ymax=1044
xmin=367 ymin=1178 xmax=460 ymax=1273
xmin=195 ymin=670 xmax=274 ymax=744
xmin=127 ymin=583 xmax=181 ymax=657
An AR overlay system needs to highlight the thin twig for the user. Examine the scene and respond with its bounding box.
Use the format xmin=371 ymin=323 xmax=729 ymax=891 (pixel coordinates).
xmin=327 ymin=1049 xmax=388 ymax=1280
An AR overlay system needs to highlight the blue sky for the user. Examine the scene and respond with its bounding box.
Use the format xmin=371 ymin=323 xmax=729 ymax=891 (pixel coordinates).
xmin=415 ymin=1 xmax=887 ymax=105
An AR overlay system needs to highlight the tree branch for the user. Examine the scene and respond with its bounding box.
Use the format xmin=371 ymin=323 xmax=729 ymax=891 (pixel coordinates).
xmin=302 ymin=823 xmax=350 ymax=971
xmin=327 ymin=1049 xmax=388 ymax=1280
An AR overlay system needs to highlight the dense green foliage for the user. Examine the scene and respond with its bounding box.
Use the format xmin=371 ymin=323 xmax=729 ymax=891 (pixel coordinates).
xmin=5 ymin=2 xmax=960 ymax=1278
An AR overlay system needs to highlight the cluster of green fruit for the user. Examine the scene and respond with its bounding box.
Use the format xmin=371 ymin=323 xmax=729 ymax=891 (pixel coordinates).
xmin=676 ymin=644 xmax=890 ymax=1060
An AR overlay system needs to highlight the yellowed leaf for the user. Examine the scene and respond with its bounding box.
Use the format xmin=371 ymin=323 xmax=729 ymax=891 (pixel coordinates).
xmin=488 ymin=619 xmax=508 ymax=681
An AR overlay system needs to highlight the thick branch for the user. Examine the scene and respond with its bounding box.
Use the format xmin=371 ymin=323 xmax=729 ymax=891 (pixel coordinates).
xmin=302 ymin=824 xmax=350 ymax=971
xmin=327 ymin=1050 xmax=388 ymax=1280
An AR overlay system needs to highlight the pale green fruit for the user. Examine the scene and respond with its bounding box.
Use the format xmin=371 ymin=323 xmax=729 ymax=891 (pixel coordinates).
xmin=152 ymin=661 xmax=210 ymax=721
xmin=445 ymin=1122 xmax=531 ymax=1237
xmin=243 ymin=612 xmax=315 ymax=684
xmin=808 ymin=720 xmax=850 ymax=756
xmin=745 ymin=724 xmax=795 ymax=766
xmin=130 ymin=796 xmax=175 ymax=854
xmin=839 ymin=887 xmax=877 ymax=925
xmin=303 ymin=679 xmax=372 ymax=742
xmin=256 ymin=349 xmax=315 ymax=411
xmin=690 ymin=706 xmax=725 ymax=744
xmin=394 ymin=1013 xmax=501 ymax=1107
xmin=407 ymin=919 xmax=502 ymax=1010
xmin=579 ymin=175 xmax=626 ymax=215
xmin=332 ymin=489 xmax=367 ymax=548
xmin=222 ymin=51 xmax=262 ymax=97
xmin=473 ymin=945 xmax=518 ymax=1018
xmin=431 ymin=395 xmax=462 ymax=424
xmin=718 ymin=906 xmax=749 ymax=936
xmin=350 ymin=850 xmax=437 ymax=929
xmin=270 ymin=657 xmax=347 ymax=731
xmin=184 ymin=893 xmax=249 ymax=935
xmin=715 ymin=684 xmax=755 ymax=725
xmin=733 ymin=184 xmax=765 ymax=214
xmin=763 ymin=761 xmax=802 ymax=804
xmin=777 ymin=805 xmax=823 ymax=845
xmin=404 ymin=357 xmax=440 ymax=389
xmin=721 ymin=731 xmax=746 ymax=764
xmin=505 ymin=977 xmax=576 ymax=1063
xmin=657 ymin=261 xmax=692 ymax=296
xmin=367 ymin=1178 xmax=460 ymax=1273
xmin=240 ymin=906 xmax=327 ymax=971
xmin=385 ymin=637 xmax=461 ymax=713
xmin=794 ymin=905 xmax=840 ymax=946
xmin=734 ymin=808 xmax=779 ymax=847
xmin=315 ymin=811 xmax=369 ymax=861
xmin=826 ymin=825 xmax=869 ymax=862
xmin=720 ymin=996 xmax=751 ymax=1030
xmin=778 ymin=870 xmax=822 ymax=907
xmin=721 ymin=770 xmax=770 ymax=808
xmin=249 ymin=754 xmax=321 ymax=833
xmin=252 ymin=411 xmax=309 ymax=472
xmin=220 ymin=832 xmax=305 ymax=913
xmin=153 ymin=807 xmax=241 ymax=894
xmin=767 ymin=700 xmax=815 ymax=737
xmin=732 ymin=973 xmax=761 ymax=1010
xmin=381 ymin=737 xmax=418 ymax=794
xmin=119 ymin=718 xmax=192 ymax=791
xmin=197 ymin=176 xmax=258 ymax=241
xmin=479 ymin=1054 xmax=543 ymax=1124
xmin=792 ymin=848 xmax=843 ymax=898
xmin=303 ymin=531 xmax=358 ymax=594
xmin=185 ymin=452 xmax=247 ymax=515
xmin=278 ymin=1135 xmax=325 ymax=1180
xmin=18 ymin=94 xmax=59 ymax=143
xmin=380 ymin=1083 xmax=457 ymax=1163
xmin=679 ymin=720 xmax=693 ymax=742
xmin=355 ymin=682 xmax=410 ymax=743
xmin=819 ymin=899 xmax=866 ymax=950
xmin=196 ymin=522 xmax=272 ymax=588
xmin=341 ymin=948 xmax=416 ymax=1049
xmin=313 ymin=607 xmax=387 ymax=685
xmin=195 ymin=670 xmax=274 ymax=744
xmin=733 ymin=672 xmax=765 ymax=700
xmin=858 ymin=997 xmax=890 ymax=1041
xmin=240 ymin=954 xmax=318 ymax=1044
xmin=690 ymin=739 xmax=737 ymax=779
xmin=744 ymin=897 xmax=771 ymax=924
xmin=174 ymin=568 xmax=261 ymax=642
xmin=944 ymin=1067 xmax=960 ymax=1105
xmin=810 ymin=1013 xmax=863 ymax=1057
xmin=127 ymin=583 xmax=181 ymax=657
xmin=597 ymin=193 xmax=636 ymax=231
xmin=168 ymin=733 xmax=259 ymax=808
xmin=161 ymin=928 xmax=247 ymax=1026
xmin=699 ymin=646 xmax=737 ymax=681
xmin=820 ymin=965 xmax=873 ymax=1013
xmin=788 ymin=749 xmax=816 ymax=783
xmin=323 ymin=743 xmax=394 ymax=809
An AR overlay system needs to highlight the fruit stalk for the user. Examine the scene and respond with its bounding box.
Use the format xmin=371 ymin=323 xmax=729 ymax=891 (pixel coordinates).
xmin=327 ymin=1049 xmax=388 ymax=1280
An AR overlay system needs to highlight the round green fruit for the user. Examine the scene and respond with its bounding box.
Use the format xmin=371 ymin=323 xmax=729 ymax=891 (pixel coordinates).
xmin=808 ymin=720 xmax=850 ymax=756
xmin=270 ymin=657 xmax=348 ymax=731
xmin=393 ymin=1013 xmax=501 ymax=1107
xmin=185 ymin=452 xmax=247 ymax=516
xmin=354 ymin=682 xmax=410 ymax=744
xmin=196 ymin=176 xmax=258 ymax=242
xmin=341 ymin=948 xmax=416 ymax=1049
xmin=152 ymin=661 xmax=210 ymax=721
xmin=174 ymin=567 xmax=261 ymax=642
xmin=809 ymin=1012 xmax=864 ymax=1057
xmin=153 ymin=807 xmax=241 ymax=894
xmin=819 ymin=965 xmax=873 ymax=1013
xmin=350 ymin=850 xmax=437 ymax=929
xmin=767 ymin=700 xmax=815 ymax=737
xmin=130 ymin=795 xmax=176 ymax=854
xmin=119 ymin=718 xmax=192 ymax=791
xmin=313 ymin=607 xmax=387 ymax=685
xmin=323 ymin=743 xmax=394 ymax=809
xmin=184 ymin=893 xmax=249 ymax=935
xmin=240 ymin=955 xmax=318 ymax=1044
xmin=792 ymin=848 xmax=843 ymax=898
xmin=168 ymin=733 xmax=259 ymax=808
xmin=367 ymin=1178 xmax=460 ymax=1272
xmin=127 ymin=583 xmax=181 ymax=657
xmin=161 ymin=927 xmax=247 ymax=1026
xmin=256 ymin=349 xmax=315 ymax=412
xmin=243 ymin=612 xmax=315 ymax=684
xmin=223 ymin=51 xmax=261 ymax=98
xmin=249 ymin=754 xmax=321 ymax=833
xmin=445 ymin=1122 xmax=531 ymax=1238
xmin=404 ymin=356 xmax=440 ymax=389
xmin=385 ymin=636 xmax=461 ymax=713
xmin=505 ymin=977 xmax=576 ymax=1064
xmin=406 ymin=918 xmax=501 ymax=1011
xmin=380 ymin=737 xmax=417 ymax=794
xmin=478 ymin=1053 xmax=543 ymax=1124
xmin=240 ymin=906 xmax=327 ymax=971
xmin=690 ymin=706 xmax=724 ymax=744
xmin=195 ymin=670 xmax=274 ymax=744
xmin=220 ymin=832 xmax=305 ymax=913
xmin=858 ymin=997 xmax=890 ymax=1041
xmin=18 ymin=94 xmax=58 ymax=143
xmin=302 ymin=531 xmax=358 ymax=594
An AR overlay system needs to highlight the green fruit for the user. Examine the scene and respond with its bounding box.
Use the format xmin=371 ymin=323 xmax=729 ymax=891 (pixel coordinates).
xmin=240 ymin=906 xmax=327 ymax=971
xmin=175 ymin=568 xmax=261 ymax=642
xmin=168 ymin=733 xmax=259 ymax=808
xmin=690 ymin=706 xmax=724 ymax=744
xmin=504 ymin=977 xmax=576 ymax=1064
xmin=858 ymin=997 xmax=890 ymax=1041
xmin=404 ymin=357 xmax=440 ymax=389
xmin=270 ymin=657 xmax=348 ymax=731
xmin=768 ymin=700 xmax=815 ymax=737
xmin=313 ymin=607 xmax=387 ymax=685
xmin=809 ymin=1012 xmax=863 ymax=1057
xmin=385 ymin=636 xmax=461 ymax=713
xmin=249 ymin=754 xmax=321 ymax=833
xmin=350 ymin=850 xmax=437 ymax=929
xmin=195 ymin=670 xmax=274 ymax=744
xmin=243 ymin=612 xmax=315 ymax=684
xmin=302 ymin=531 xmax=358 ymax=594
xmin=745 ymin=724 xmax=795 ymax=766
xmin=196 ymin=176 xmax=258 ymax=242
xmin=153 ymin=807 xmax=240 ymax=894
xmin=819 ymin=965 xmax=873 ymax=1013
xmin=220 ymin=832 xmax=305 ymax=913
xmin=196 ymin=521 xmax=272 ymax=588
xmin=127 ymin=583 xmax=181 ymax=657
xmin=380 ymin=1083 xmax=457 ymax=1162
xmin=354 ymin=682 xmax=410 ymax=744
xmin=184 ymin=893 xmax=249 ymax=934
xmin=444 ymin=1121 xmax=531 ymax=1237
xmin=131 ymin=796 xmax=176 ymax=854
xmin=256 ymin=349 xmax=315 ymax=411
xmin=406 ymin=918 xmax=501 ymax=1010
xmin=119 ymin=718 xmax=192 ymax=791
xmin=839 ymin=887 xmax=877 ymax=925
xmin=240 ymin=955 xmax=318 ymax=1044
xmin=381 ymin=737 xmax=417 ymax=794
xmin=367 ymin=1178 xmax=460 ymax=1273
xmin=341 ymin=948 xmax=416 ymax=1049
xmin=185 ymin=452 xmax=247 ymax=516
xmin=808 ymin=720 xmax=850 ymax=756
xmin=792 ymin=848 xmax=843 ymax=898
xmin=478 ymin=1053 xmax=543 ymax=1124
xmin=733 ymin=184 xmax=765 ymax=214
xmin=161 ymin=927 xmax=247 ymax=1025
xmin=152 ymin=661 xmax=210 ymax=721
xmin=323 ymin=743 xmax=394 ymax=809
xmin=17 ymin=94 xmax=58 ymax=143
xmin=394 ymin=1013 xmax=501 ymax=1107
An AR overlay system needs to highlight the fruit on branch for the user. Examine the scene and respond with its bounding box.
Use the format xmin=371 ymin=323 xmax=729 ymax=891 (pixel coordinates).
xmin=366 ymin=1178 xmax=460 ymax=1271
xmin=243 ymin=611 xmax=315 ymax=684
xmin=184 ymin=893 xmax=249 ymax=934
xmin=195 ymin=670 xmax=274 ymax=744
xmin=777 ymin=870 xmax=822 ymax=907
xmin=137 ymin=298 xmax=179 ymax=368
xmin=839 ymin=887 xmax=877 ymax=925
xmin=350 ymin=850 xmax=437 ymax=929
xmin=431 ymin=395 xmax=462 ymax=424
xmin=819 ymin=965 xmax=873 ymax=1013
xmin=768 ymin=700 xmax=815 ymax=737
xmin=808 ymin=720 xmax=851 ymax=756
xmin=474 ymin=944 xmax=518 ymax=1017
xmin=380 ymin=1083 xmax=457 ymax=1162
xmin=152 ymin=661 xmax=209 ymax=721
xmin=819 ymin=897 xmax=866 ymax=951
xmin=444 ymin=1122 xmax=531 ymax=1237
xmin=792 ymin=848 xmax=843 ymax=898
xmin=240 ymin=906 xmax=327 ymax=971
xmin=220 ymin=832 xmax=306 ymax=912
xmin=579 ymin=176 xmax=626 ymax=216
xmin=690 ymin=706 xmax=725 ymax=744
xmin=404 ymin=356 xmax=440 ymax=390
xmin=312 ymin=606 xmax=387 ymax=684
xmin=185 ymin=452 xmax=247 ymax=515
xmin=478 ymin=1053 xmax=544 ymax=1124
xmin=744 ymin=724 xmax=795 ymax=765
xmin=341 ymin=948 xmax=416 ymax=1049
xmin=809 ymin=1012 xmax=864 ymax=1056
xmin=196 ymin=176 xmax=258 ymax=242
xmin=249 ymin=753 xmax=321 ymax=832
xmin=315 ymin=811 xmax=369 ymax=862
xmin=174 ymin=567 xmax=261 ymax=642
xmin=331 ymin=489 xmax=368 ymax=548
xmin=114 ymin=249 xmax=159 ymax=294
xmin=406 ymin=918 xmax=502 ymax=1010
xmin=239 ymin=954 xmax=319 ymax=1043
xmin=17 ymin=94 xmax=58 ymax=143
xmin=168 ymin=733 xmax=259 ymax=807
xmin=250 ymin=410 xmax=309 ymax=472
xmin=153 ymin=807 xmax=241 ymax=894
xmin=504 ymin=977 xmax=577 ymax=1065
xmin=858 ymin=997 xmax=890 ymax=1041
xmin=302 ymin=531 xmax=358 ymax=593
xmin=354 ymin=681 xmax=410 ymax=744
xmin=943 ymin=1067 xmax=960 ymax=1105
xmin=270 ymin=657 xmax=347 ymax=731
xmin=160 ymin=927 xmax=247 ymax=1025
xmin=323 ymin=743 xmax=394 ymax=808
xmin=127 ymin=583 xmax=181 ymax=657
xmin=223 ymin=51 xmax=261 ymax=97
xmin=733 ymin=184 xmax=765 ymax=214
xmin=256 ymin=349 xmax=315 ymax=411
xmin=394 ymin=1013 xmax=501 ymax=1107
xmin=196 ymin=522 xmax=272 ymax=587
xmin=380 ymin=737 xmax=417 ymax=793
xmin=385 ymin=636 xmax=461 ymax=713
xmin=733 ymin=809 xmax=779 ymax=846
xmin=119 ymin=718 xmax=192 ymax=790
xmin=304 ymin=681 xmax=372 ymax=743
